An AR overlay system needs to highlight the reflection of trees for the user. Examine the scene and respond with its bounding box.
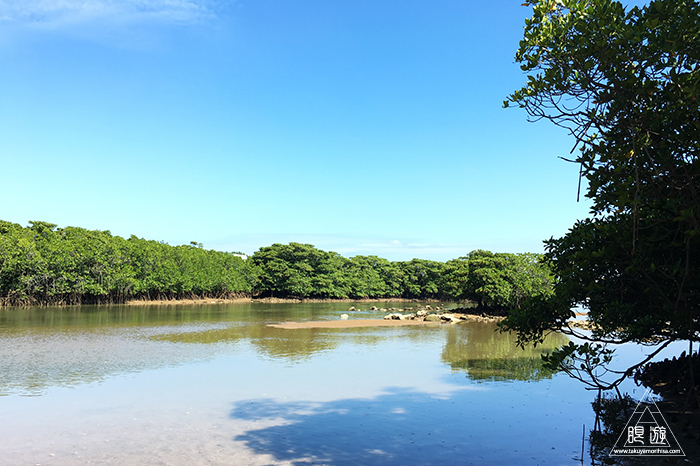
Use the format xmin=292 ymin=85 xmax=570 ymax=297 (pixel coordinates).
xmin=0 ymin=304 xmax=250 ymax=328
xmin=155 ymin=323 xmax=429 ymax=363
xmin=1 ymin=303 xmax=572 ymax=395
xmin=152 ymin=320 xmax=342 ymax=363
xmin=440 ymin=322 xmax=569 ymax=382
xmin=152 ymin=304 xmax=447 ymax=363
xmin=247 ymin=326 xmax=340 ymax=362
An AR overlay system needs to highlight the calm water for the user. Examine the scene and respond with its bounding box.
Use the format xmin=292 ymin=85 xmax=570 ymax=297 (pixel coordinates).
xmin=0 ymin=302 xmax=673 ymax=465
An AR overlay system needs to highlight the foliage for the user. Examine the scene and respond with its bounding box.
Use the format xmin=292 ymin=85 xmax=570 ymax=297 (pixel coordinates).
xmin=250 ymin=243 xmax=350 ymax=298
xmin=1 ymin=220 xmax=554 ymax=305
xmin=345 ymin=255 xmax=404 ymax=298
xmin=249 ymin=246 xmax=450 ymax=299
xmin=397 ymin=258 xmax=445 ymax=299
xmin=501 ymin=0 xmax=700 ymax=391
xmin=0 ymin=220 xmax=254 ymax=305
xmin=444 ymin=250 xmax=553 ymax=311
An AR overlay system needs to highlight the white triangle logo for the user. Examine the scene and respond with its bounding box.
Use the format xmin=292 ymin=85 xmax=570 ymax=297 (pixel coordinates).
xmin=610 ymin=389 xmax=685 ymax=456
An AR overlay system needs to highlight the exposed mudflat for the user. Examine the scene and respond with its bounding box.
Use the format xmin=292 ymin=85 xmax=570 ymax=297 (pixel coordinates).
xmin=268 ymin=319 xmax=440 ymax=329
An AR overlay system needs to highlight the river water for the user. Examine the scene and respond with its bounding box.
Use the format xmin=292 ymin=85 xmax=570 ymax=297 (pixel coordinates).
xmin=0 ymin=302 xmax=673 ymax=465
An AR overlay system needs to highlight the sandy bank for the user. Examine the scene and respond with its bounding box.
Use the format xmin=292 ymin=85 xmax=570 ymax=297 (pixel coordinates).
xmin=268 ymin=319 xmax=441 ymax=329
xmin=270 ymin=312 xmax=504 ymax=329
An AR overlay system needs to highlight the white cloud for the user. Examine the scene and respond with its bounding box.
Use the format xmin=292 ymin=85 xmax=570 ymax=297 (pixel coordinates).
xmin=203 ymin=233 xmax=473 ymax=262
xmin=0 ymin=0 xmax=219 ymax=27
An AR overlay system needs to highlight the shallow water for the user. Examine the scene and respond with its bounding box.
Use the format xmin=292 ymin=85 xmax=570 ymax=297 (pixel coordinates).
xmin=0 ymin=302 xmax=681 ymax=465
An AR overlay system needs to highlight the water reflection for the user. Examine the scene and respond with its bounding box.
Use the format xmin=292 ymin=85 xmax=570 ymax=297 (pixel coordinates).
xmin=0 ymin=303 xmax=568 ymax=396
xmin=440 ymin=323 xmax=568 ymax=382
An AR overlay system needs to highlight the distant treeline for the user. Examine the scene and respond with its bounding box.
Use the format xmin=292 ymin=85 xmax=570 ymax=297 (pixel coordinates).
xmin=0 ymin=221 xmax=553 ymax=308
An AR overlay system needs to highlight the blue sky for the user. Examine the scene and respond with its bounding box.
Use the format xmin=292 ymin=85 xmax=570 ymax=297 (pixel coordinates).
xmin=0 ymin=0 xmax=606 ymax=261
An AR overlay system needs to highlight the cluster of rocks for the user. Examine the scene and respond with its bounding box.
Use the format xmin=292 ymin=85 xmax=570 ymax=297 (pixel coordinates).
xmin=384 ymin=310 xmax=463 ymax=323
xmin=346 ymin=305 xmax=503 ymax=324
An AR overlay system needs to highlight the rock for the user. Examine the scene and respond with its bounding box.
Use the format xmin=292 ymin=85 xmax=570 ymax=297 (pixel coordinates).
xmin=425 ymin=305 xmax=432 ymax=309
xmin=568 ymin=319 xmax=596 ymax=330
xmin=340 ymin=314 xmax=349 ymax=320
xmin=424 ymin=314 xmax=441 ymax=322
xmin=416 ymin=310 xmax=428 ymax=317
xmin=379 ymin=308 xmax=387 ymax=312
xmin=370 ymin=306 xmax=378 ymax=311
xmin=348 ymin=306 xmax=356 ymax=312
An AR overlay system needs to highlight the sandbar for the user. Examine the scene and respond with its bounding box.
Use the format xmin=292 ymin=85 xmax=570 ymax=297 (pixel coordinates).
xmin=268 ymin=319 xmax=441 ymax=329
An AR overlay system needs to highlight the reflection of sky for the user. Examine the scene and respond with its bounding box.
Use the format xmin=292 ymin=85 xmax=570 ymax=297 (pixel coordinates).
xmin=228 ymin=383 xmax=590 ymax=466
xmin=1 ymin=303 xmax=681 ymax=465
xmin=0 ymin=320 xmax=597 ymax=465
xmin=568 ymin=331 xmax=690 ymax=401
xmin=0 ymin=324 xmax=237 ymax=396
xmin=1 ymin=335 xmax=597 ymax=465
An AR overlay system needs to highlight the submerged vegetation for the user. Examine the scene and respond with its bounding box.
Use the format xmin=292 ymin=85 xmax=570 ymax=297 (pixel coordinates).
xmin=0 ymin=220 xmax=553 ymax=308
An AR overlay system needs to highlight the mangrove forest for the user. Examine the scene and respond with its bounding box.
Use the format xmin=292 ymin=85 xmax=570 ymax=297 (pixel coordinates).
xmin=0 ymin=219 xmax=553 ymax=307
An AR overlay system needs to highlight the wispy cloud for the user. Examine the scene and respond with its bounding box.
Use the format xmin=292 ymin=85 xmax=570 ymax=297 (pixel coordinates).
xmin=342 ymin=238 xmax=467 ymax=261
xmin=0 ymin=0 xmax=219 ymax=28
xmin=204 ymin=234 xmax=473 ymax=262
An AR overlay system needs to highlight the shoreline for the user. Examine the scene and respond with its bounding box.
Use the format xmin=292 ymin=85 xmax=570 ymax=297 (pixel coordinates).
xmin=270 ymin=312 xmax=506 ymax=329
xmin=0 ymin=296 xmax=465 ymax=308
xmin=125 ymin=297 xmax=455 ymax=305
xmin=125 ymin=297 xmax=253 ymax=306
xmin=268 ymin=319 xmax=443 ymax=329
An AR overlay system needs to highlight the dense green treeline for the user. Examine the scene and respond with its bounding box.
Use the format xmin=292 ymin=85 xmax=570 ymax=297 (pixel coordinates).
xmin=0 ymin=220 xmax=254 ymax=305
xmin=250 ymin=243 xmax=446 ymax=300
xmin=0 ymin=220 xmax=553 ymax=308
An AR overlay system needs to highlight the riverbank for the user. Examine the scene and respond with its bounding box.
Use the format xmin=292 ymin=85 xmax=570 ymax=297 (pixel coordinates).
xmin=122 ymin=297 xmax=461 ymax=306
xmin=0 ymin=296 xmax=469 ymax=308
xmin=0 ymin=296 xmax=468 ymax=308
xmin=125 ymin=297 xmax=252 ymax=306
